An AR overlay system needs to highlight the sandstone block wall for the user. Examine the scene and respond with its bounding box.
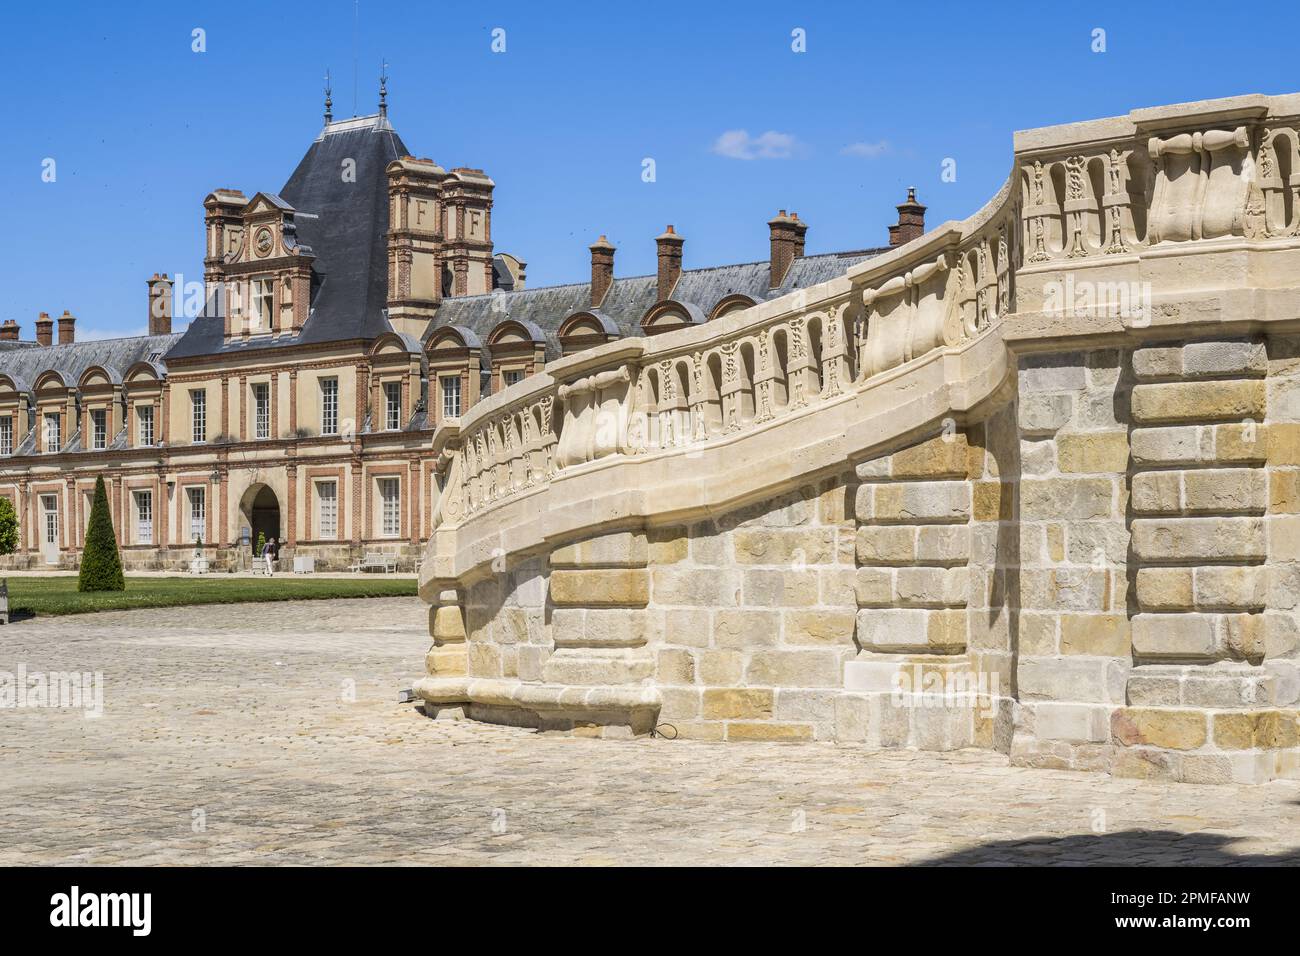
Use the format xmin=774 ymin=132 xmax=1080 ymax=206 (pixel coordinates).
xmin=1007 ymin=337 xmax=1300 ymax=784
xmin=644 ymin=480 xmax=859 ymax=741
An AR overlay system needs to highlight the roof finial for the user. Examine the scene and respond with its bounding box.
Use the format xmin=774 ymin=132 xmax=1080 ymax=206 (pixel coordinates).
xmin=324 ymin=68 xmax=333 ymax=124
xmin=378 ymin=59 xmax=388 ymax=118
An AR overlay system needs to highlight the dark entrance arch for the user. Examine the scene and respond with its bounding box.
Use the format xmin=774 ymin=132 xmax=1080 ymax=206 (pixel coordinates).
xmin=239 ymin=483 xmax=281 ymax=552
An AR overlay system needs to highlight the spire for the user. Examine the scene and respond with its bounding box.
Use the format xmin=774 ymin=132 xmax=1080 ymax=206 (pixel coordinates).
xmin=378 ymin=59 xmax=388 ymax=118
xmin=323 ymin=68 xmax=333 ymax=124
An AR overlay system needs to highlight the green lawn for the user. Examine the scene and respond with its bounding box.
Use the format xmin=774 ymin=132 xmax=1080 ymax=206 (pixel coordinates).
xmin=4 ymin=575 xmax=417 ymax=617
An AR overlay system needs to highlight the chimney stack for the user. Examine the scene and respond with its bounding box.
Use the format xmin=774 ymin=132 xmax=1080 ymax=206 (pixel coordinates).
xmin=888 ymin=187 xmax=927 ymax=247
xmin=57 ymin=310 xmax=76 ymax=345
xmin=148 ymin=273 xmax=174 ymax=335
xmin=768 ymin=210 xmax=798 ymax=289
xmin=0 ymin=320 xmax=18 ymax=342
xmin=655 ymin=226 xmax=684 ymax=301
xmin=35 ymin=312 xmax=53 ymax=347
xmin=791 ymin=212 xmax=808 ymax=257
xmin=589 ymin=235 xmax=616 ymax=309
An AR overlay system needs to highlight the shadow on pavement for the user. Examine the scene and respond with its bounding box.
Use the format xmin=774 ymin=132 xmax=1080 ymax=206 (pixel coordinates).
xmin=913 ymin=829 xmax=1300 ymax=866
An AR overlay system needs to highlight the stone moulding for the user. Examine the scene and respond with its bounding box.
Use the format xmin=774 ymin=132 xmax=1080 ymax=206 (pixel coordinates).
xmin=412 ymin=677 xmax=661 ymax=736
xmin=413 ymin=93 xmax=1300 ymax=784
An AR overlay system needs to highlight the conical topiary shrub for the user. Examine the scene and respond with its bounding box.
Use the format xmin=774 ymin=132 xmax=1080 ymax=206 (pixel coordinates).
xmin=79 ymin=476 xmax=125 ymax=592
xmin=0 ymin=495 xmax=17 ymax=556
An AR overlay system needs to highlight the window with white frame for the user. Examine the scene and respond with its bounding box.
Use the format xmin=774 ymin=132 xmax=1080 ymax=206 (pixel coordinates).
xmin=0 ymin=417 xmax=12 ymax=456
xmin=91 ymin=409 xmax=107 ymax=450
xmin=138 ymin=404 xmax=154 ymax=446
xmin=191 ymin=389 xmax=206 ymax=443
xmin=441 ymin=376 xmax=461 ymax=419
xmin=503 ymin=369 xmax=524 ymax=388
xmin=379 ymin=478 xmax=400 ymax=538
xmin=135 ymin=490 xmax=153 ymax=545
xmin=43 ymin=412 xmax=61 ymax=453
xmin=316 ymin=480 xmax=338 ymax=539
xmin=253 ymin=382 xmax=270 ymax=439
xmin=320 ymin=377 xmax=338 ymax=435
xmin=252 ymin=277 xmax=274 ymax=331
xmin=384 ymin=382 xmax=401 ymax=431
xmin=188 ymin=487 xmax=205 ymax=542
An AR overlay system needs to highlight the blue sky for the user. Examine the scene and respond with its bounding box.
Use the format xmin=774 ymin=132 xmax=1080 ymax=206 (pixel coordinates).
xmin=2 ymin=0 xmax=1298 ymax=338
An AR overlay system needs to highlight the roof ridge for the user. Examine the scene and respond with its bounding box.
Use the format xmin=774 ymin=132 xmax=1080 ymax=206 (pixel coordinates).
xmin=451 ymin=245 xmax=883 ymax=300
xmin=18 ymin=331 xmax=182 ymax=351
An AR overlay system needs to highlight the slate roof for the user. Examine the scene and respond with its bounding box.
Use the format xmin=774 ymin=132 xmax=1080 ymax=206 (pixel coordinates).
xmin=166 ymin=114 xmax=408 ymax=360
xmin=0 ymin=334 xmax=181 ymax=455
xmin=0 ymin=334 xmax=180 ymax=396
xmin=430 ymin=248 xmax=888 ymax=361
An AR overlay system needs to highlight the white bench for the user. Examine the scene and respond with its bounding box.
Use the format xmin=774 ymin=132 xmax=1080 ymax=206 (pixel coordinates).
xmin=349 ymin=552 xmax=397 ymax=574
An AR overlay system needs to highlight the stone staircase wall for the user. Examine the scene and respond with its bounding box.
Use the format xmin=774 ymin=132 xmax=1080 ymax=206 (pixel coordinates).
xmin=414 ymin=93 xmax=1300 ymax=783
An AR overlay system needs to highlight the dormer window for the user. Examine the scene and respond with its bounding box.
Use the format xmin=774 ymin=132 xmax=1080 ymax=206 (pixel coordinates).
xmin=0 ymin=417 xmax=12 ymax=456
xmin=251 ymin=277 xmax=275 ymax=332
xmin=43 ymin=412 xmax=61 ymax=453
xmin=384 ymin=382 xmax=401 ymax=430
xmin=91 ymin=409 xmax=107 ymax=450
xmin=441 ymin=376 xmax=461 ymax=418
xmin=138 ymin=405 xmax=154 ymax=446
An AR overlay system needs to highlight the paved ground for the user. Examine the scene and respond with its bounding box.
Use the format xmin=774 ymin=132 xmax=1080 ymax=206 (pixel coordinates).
xmin=2 ymin=597 xmax=1298 ymax=866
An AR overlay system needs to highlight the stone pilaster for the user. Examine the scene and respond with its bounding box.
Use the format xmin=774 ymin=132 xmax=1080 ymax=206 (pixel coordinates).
xmin=1010 ymin=349 xmax=1130 ymax=773
xmin=426 ymin=587 xmax=468 ymax=678
xmin=544 ymin=529 xmax=654 ymax=691
xmin=1118 ymin=339 xmax=1281 ymax=782
xmin=844 ymin=430 xmax=981 ymax=750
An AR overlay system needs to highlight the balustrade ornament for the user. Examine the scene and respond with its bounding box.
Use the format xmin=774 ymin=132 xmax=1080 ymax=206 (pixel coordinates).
xmin=431 ymin=97 xmax=1300 ymax=533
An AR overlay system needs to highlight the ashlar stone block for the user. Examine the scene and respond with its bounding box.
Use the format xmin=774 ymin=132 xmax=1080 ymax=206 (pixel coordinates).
xmin=1130 ymin=380 xmax=1265 ymax=425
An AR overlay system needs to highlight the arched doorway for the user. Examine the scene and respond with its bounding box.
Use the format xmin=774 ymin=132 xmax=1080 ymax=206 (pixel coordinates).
xmin=238 ymin=483 xmax=281 ymax=553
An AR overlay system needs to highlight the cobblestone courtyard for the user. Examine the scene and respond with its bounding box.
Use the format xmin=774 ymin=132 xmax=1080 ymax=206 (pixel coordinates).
xmin=2 ymin=597 xmax=1299 ymax=866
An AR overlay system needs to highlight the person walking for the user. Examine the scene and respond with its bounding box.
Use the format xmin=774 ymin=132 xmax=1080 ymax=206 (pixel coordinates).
xmin=262 ymin=536 xmax=275 ymax=576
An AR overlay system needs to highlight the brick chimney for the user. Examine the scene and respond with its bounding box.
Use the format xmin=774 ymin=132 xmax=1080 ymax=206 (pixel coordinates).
xmin=57 ymin=310 xmax=76 ymax=344
xmin=888 ymin=187 xmax=927 ymax=247
xmin=791 ymin=212 xmax=808 ymax=257
xmin=0 ymin=320 xmax=18 ymax=341
xmin=148 ymin=273 xmax=174 ymax=335
xmin=589 ymin=235 xmax=615 ymax=309
xmin=35 ymin=312 xmax=53 ymax=347
xmin=768 ymin=210 xmax=798 ymax=288
xmin=655 ymin=225 xmax=684 ymax=301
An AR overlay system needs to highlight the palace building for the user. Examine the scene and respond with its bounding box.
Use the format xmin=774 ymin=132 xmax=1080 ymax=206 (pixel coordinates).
xmin=0 ymin=92 xmax=916 ymax=571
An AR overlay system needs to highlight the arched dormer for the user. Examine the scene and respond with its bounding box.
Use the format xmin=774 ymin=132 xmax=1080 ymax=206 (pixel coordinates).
xmin=425 ymin=325 xmax=483 ymax=427
xmin=556 ymin=312 xmax=621 ymax=356
xmin=640 ymin=299 xmax=707 ymax=337
xmin=368 ymin=332 xmax=423 ymax=433
xmin=32 ymin=369 xmax=74 ymax=455
xmin=486 ymin=318 xmax=546 ymax=392
xmin=124 ymin=361 xmax=166 ymax=448
xmin=557 ymin=310 xmax=620 ymax=356
xmin=0 ymin=372 xmax=33 ymax=457
xmin=708 ymin=293 xmax=758 ymax=322
xmin=77 ymin=365 xmax=125 ymax=452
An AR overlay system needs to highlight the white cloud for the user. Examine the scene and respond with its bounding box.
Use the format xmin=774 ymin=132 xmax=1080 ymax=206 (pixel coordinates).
xmin=711 ymin=129 xmax=802 ymax=160
xmin=841 ymin=140 xmax=890 ymax=159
